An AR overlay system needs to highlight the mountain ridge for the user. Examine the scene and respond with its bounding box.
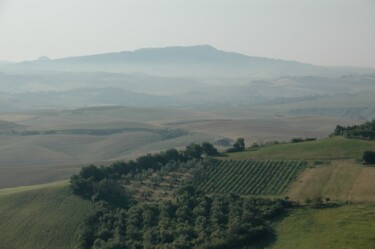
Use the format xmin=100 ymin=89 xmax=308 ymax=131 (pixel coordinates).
xmin=50 ymin=45 xmax=310 ymax=66
xmin=0 ymin=45 xmax=326 ymax=77
xmin=2 ymin=45 xmax=374 ymax=77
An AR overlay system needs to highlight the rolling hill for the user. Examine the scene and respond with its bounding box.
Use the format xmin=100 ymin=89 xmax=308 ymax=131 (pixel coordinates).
xmin=0 ymin=106 xmax=360 ymax=189
xmin=1 ymin=135 xmax=375 ymax=248
xmin=1 ymin=46 xmax=374 ymax=117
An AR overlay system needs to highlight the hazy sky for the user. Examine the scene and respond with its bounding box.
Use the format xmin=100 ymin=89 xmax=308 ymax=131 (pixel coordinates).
xmin=0 ymin=0 xmax=374 ymax=67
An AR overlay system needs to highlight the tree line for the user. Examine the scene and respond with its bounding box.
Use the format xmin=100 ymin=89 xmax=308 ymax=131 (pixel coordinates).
xmin=332 ymin=120 xmax=375 ymax=164
xmin=333 ymin=120 xmax=375 ymax=140
xmin=70 ymin=142 xmax=218 ymax=201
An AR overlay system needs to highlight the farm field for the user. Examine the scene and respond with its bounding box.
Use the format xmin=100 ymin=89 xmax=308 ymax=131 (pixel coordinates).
xmin=0 ymin=164 xmax=83 ymax=189
xmin=0 ymin=106 xmax=361 ymax=189
xmin=286 ymin=159 xmax=375 ymax=202
xmin=0 ymin=131 xmax=214 ymax=188
xmin=0 ymin=181 xmax=93 ymax=249
xmin=224 ymin=137 xmax=375 ymax=202
xmin=199 ymin=159 xmax=306 ymax=196
xmin=257 ymin=92 xmax=375 ymax=112
xmin=271 ymin=205 xmax=375 ymax=249
xmin=169 ymin=115 xmax=360 ymax=144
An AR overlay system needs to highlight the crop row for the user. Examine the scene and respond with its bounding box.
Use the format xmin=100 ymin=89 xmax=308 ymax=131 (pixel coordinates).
xmin=199 ymin=159 xmax=306 ymax=196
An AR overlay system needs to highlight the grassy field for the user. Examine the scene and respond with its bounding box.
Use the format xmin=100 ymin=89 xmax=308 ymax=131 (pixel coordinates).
xmin=222 ymin=137 xmax=375 ymax=249
xmin=286 ymin=159 xmax=375 ymax=202
xmin=227 ymin=136 xmax=375 ymax=160
xmin=0 ymin=164 xmax=84 ymax=189
xmin=271 ymin=205 xmax=375 ymax=249
xmin=225 ymin=137 xmax=375 ymax=202
xmin=0 ymin=181 xmax=93 ymax=249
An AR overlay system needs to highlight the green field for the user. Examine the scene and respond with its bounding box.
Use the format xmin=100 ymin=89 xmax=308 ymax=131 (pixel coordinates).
xmin=220 ymin=135 xmax=375 ymax=249
xmin=199 ymin=159 xmax=306 ymax=196
xmin=0 ymin=182 xmax=93 ymax=249
xmin=227 ymin=136 xmax=375 ymax=160
xmin=272 ymin=205 xmax=375 ymax=249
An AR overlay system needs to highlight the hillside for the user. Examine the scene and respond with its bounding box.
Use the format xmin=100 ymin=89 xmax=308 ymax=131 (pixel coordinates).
xmin=286 ymin=159 xmax=375 ymax=202
xmin=66 ymin=135 xmax=375 ymax=248
xmin=0 ymin=107 xmax=358 ymax=189
xmin=226 ymin=136 xmax=375 ymax=202
xmin=227 ymin=136 xmax=375 ymax=160
xmin=2 ymin=135 xmax=375 ymax=248
xmin=0 ymin=120 xmax=24 ymax=131
xmin=197 ymin=159 xmax=306 ymax=197
xmin=219 ymin=136 xmax=375 ymax=248
xmin=272 ymin=205 xmax=375 ymax=249
xmin=0 ymin=182 xmax=93 ymax=249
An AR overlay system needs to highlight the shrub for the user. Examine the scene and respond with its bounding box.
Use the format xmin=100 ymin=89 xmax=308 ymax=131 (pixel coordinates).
xmin=363 ymin=151 xmax=375 ymax=164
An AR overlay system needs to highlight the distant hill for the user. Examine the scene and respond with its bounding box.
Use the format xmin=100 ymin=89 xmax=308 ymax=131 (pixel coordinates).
xmin=9 ymin=87 xmax=178 ymax=109
xmin=2 ymin=45 xmax=374 ymax=77
xmin=0 ymin=120 xmax=23 ymax=131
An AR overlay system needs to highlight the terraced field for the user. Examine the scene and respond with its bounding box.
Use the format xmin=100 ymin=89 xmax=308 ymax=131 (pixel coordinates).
xmin=199 ymin=159 xmax=306 ymax=196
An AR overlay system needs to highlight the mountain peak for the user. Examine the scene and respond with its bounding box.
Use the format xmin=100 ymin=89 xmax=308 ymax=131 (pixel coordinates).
xmin=135 ymin=44 xmax=218 ymax=52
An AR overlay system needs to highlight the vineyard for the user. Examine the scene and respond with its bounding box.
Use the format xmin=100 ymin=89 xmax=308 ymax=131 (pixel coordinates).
xmin=198 ymin=159 xmax=306 ymax=196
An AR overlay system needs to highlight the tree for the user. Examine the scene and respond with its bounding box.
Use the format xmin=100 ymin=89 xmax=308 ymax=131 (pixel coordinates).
xmin=80 ymin=165 xmax=105 ymax=181
xmin=184 ymin=143 xmax=203 ymax=159
xmin=333 ymin=125 xmax=344 ymax=136
xmin=164 ymin=148 xmax=181 ymax=161
xmin=226 ymin=138 xmax=245 ymax=153
xmin=363 ymin=151 xmax=375 ymax=164
xmin=201 ymin=142 xmax=218 ymax=156
xmin=232 ymin=138 xmax=245 ymax=152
